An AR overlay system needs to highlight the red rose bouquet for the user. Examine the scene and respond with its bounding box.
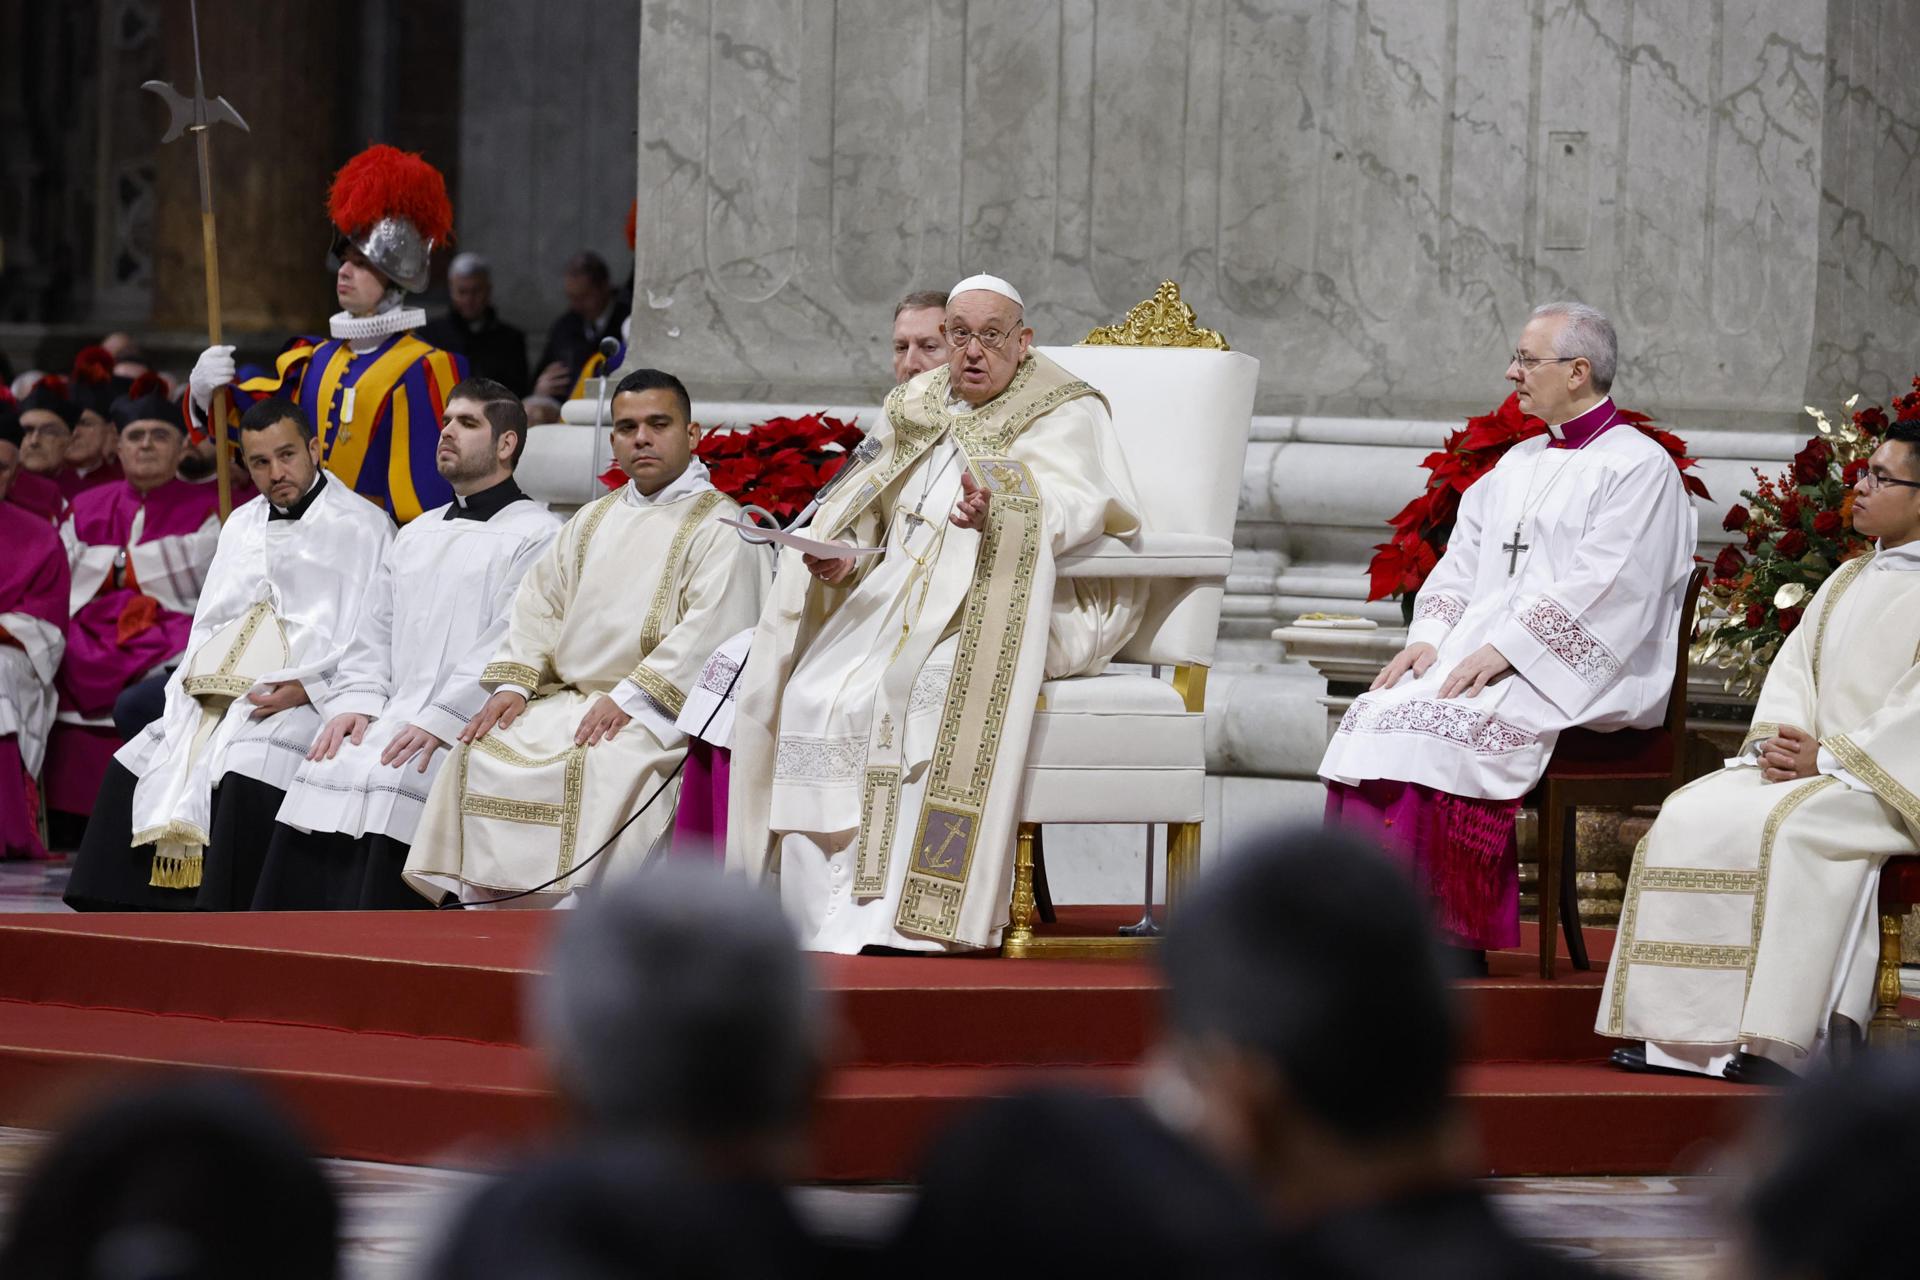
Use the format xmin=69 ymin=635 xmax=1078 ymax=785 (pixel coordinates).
xmin=1365 ymin=393 xmax=1710 ymax=619
xmin=601 ymin=411 xmax=865 ymax=523
xmin=1693 ymin=386 xmax=1907 ymax=695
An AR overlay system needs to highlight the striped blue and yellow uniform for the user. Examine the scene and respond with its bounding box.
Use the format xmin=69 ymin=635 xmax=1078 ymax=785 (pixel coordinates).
xmin=219 ymin=334 xmax=468 ymax=524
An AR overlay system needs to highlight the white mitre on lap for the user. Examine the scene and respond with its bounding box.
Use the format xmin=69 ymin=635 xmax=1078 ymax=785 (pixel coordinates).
xmin=951 ymin=273 xmax=1023 ymax=307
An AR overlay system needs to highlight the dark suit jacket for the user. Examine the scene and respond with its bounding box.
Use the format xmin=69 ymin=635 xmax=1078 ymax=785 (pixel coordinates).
xmin=426 ymin=1141 xmax=839 ymax=1280
xmin=537 ymin=296 xmax=633 ymax=385
xmin=421 ymin=308 xmax=531 ymax=398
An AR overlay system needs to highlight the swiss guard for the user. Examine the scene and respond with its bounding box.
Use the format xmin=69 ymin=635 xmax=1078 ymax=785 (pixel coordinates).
xmin=186 ymin=144 xmax=468 ymax=523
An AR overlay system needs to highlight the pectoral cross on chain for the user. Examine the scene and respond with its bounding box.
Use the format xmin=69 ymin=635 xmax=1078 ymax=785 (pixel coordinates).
xmin=1503 ymin=523 xmax=1529 ymax=577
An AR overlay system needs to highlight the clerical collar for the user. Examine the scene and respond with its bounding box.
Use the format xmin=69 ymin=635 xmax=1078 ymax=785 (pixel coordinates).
xmin=623 ymin=457 xmax=714 ymax=509
xmin=268 ymin=471 xmax=327 ymax=522
xmin=446 ymin=475 xmax=526 ymax=521
xmin=1544 ymin=397 xmax=1617 ymax=449
xmin=1873 ymin=539 xmax=1920 ymax=571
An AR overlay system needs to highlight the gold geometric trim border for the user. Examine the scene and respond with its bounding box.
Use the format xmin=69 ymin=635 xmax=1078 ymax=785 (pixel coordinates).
xmin=1634 ymin=866 xmax=1762 ymax=894
xmin=461 ymin=793 xmax=565 ymax=826
xmin=1824 ymin=733 xmax=1920 ymax=831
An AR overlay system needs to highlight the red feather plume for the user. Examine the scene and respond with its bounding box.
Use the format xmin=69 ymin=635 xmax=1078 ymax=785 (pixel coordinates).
xmin=328 ymin=144 xmax=453 ymax=245
xmin=126 ymin=372 xmax=164 ymax=398
xmin=33 ymin=374 xmax=71 ymax=400
xmin=71 ymin=345 xmax=115 ymax=384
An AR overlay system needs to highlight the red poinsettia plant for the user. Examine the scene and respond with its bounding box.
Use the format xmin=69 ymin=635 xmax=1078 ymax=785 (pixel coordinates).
xmin=1693 ymin=386 xmax=1909 ymax=695
xmin=600 ymin=411 xmax=864 ymax=523
xmin=1366 ymin=392 xmax=1710 ymax=615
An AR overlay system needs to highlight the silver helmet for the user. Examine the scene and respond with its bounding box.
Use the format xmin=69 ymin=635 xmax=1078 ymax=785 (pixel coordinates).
xmin=328 ymin=216 xmax=433 ymax=294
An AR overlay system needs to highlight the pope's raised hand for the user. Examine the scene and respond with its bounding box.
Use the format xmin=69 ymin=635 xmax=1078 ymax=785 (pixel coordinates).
xmin=1370 ymin=641 xmax=1437 ymax=692
xmin=308 ymin=712 xmax=371 ymax=763
xmin=951 ymin=471 xmax=991 ymax=529
xmin=461 ymin=688 xmax=526 ymax=744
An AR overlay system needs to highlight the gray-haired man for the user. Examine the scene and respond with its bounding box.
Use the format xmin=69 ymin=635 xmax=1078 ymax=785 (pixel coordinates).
xmin=422 ymin=253 xmax=531 ymax=397
xmin=1320 ymin=301 xmax=1697 ymax=968
xmin=425 ymin=866 xmax=831 ymax=1278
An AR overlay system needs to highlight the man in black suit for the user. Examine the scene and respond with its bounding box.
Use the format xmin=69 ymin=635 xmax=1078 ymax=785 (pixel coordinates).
xmin=532 ymin=250 xmax=631 ymax=401
xmin=421 ymin=253 xmax=531 ymax=396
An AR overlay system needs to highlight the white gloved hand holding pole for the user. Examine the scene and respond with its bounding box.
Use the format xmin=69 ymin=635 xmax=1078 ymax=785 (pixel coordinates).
xmin=189 ymin=344 xmax=237 ymax=418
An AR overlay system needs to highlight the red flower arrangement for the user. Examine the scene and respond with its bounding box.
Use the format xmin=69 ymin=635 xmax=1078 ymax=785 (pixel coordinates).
xmin=1693 ymin=387 xmax=1901 ymax=695
xmin=600 ymin=411 xmax=865 ymax=523
xmin=1365 ymin=392 xmax=1710 ymax=613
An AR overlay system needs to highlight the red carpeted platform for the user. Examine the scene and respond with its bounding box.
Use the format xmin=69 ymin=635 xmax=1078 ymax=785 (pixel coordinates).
xmin=0 ymin=908 xmax=1777 ymax=1179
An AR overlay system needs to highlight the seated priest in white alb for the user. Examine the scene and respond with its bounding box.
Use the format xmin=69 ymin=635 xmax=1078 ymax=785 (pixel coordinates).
xmin=1320 ymin=302 xmax=1697 ymax=971
xmin=253 ymin=380 xmax=563 ymax=909
xmin=725 ymin=274 xmax=1148 ymax=954
xmin=403 ymin=369 xmax=769 ymax=906
xmin=1602 ymin=425 xmax=1920 ymax=1085
xmin=64 ymin=398 xmax=396 ymax=911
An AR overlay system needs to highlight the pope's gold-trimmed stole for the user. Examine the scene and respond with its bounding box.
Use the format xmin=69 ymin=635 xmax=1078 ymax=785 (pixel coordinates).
xmin=841 ymin=353 xmax=1103 ymax=941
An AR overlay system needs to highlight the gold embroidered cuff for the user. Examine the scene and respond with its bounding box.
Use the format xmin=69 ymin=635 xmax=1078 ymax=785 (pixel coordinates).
xmin=482 ymin=661 xmax=542 ymax=691
xmin=627 ymin=665 xmax=686 ymax=717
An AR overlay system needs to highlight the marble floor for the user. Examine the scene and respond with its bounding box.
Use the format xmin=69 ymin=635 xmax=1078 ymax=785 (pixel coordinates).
xmin=0 ymin=1122 xmax=1732 ymax=1277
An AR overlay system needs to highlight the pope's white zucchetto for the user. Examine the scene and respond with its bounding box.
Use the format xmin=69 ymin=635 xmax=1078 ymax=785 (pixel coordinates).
xmin=949 ymin=274 xmax=1023 ymax=309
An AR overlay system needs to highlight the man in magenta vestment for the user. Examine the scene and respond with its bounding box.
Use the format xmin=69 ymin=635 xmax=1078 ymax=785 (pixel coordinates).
xmin=43 ymin=388 xmax=220 ymax=822
xmin=0 ymin=411 xmax=71 ymax=857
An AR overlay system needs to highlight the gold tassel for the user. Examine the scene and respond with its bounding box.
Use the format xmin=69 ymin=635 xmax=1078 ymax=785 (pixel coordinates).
xmin=148 ymin=852 xmax=203 ymax=889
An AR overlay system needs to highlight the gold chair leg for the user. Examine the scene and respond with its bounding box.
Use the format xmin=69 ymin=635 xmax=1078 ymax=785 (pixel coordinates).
xmin=1870 ymin=907 xmax=1907 ymax=1048
xmin=1166 ymin=821 xmax=1202 ymax=910
xmin=1004 ymin=822 xmax=1039 ymax=958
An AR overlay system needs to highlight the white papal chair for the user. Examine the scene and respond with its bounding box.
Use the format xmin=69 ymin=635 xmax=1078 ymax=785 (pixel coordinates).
xmin=1006 ymin=283 xmax=1257 ymax=957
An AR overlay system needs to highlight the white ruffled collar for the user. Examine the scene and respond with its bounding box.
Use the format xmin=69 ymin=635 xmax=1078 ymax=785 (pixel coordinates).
xmin=329 ymin=301 xmax=426 ymax=347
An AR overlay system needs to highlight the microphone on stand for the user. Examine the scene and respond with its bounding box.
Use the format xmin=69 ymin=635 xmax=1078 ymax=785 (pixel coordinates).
xmin=589 ymin=336 xmax=622 ymax=435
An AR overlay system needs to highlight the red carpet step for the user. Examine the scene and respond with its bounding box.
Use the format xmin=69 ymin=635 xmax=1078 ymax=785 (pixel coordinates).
xmin=0 ymin=910 xmax=1773 ymax=1179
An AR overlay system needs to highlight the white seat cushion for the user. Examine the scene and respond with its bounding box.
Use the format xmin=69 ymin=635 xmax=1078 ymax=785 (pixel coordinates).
xmin=1020 ymin=673 xmax=1205 ymax=824
xmin=1055 ymin=531 xmax=1235 ymax=579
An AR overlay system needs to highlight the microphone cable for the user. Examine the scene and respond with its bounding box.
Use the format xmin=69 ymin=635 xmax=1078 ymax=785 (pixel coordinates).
xmin=436 ymin=652 xmax=745 ymax=909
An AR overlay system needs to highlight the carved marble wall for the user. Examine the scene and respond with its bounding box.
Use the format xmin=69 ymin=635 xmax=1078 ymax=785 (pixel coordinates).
xmin=597 ymin=0 xmax=1872 ymax=424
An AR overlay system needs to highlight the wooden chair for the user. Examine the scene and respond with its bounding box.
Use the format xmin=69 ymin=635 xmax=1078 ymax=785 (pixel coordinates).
xmin=1870 ymin=858 xmax=1919 ymax=1047
xmin=1529 ymin=566 xmax=1707 ymax=979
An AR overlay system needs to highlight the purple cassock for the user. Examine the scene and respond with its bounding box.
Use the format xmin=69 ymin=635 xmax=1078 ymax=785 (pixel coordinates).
xmin=0 ymin=501 xmax=70 ymax=859
xmin=43 ymin=477 xmax=219 ymax=816
xmin=5 ymin=470 xmax=66 ymax=527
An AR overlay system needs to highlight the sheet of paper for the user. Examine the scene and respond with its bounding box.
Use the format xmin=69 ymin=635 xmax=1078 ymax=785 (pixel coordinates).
xmin=719 ymin=518 xmax=888 ymax=559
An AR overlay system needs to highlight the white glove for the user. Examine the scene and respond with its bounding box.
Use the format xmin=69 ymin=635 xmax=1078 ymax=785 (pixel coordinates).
xmin=189 ymin=345 xmax=237 ymax=416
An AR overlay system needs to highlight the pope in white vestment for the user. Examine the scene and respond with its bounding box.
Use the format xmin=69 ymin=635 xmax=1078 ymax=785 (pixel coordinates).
xmin=1321 ymin=304 xmax=1696 ymax=952
xmin=1602 ymin=432 xmax=1920 ymax=1082
xmin=405 ymin=372 xmax=769 ymax=905
xmin=260 ymin=474 xmax=562 ymax=908
xmin=65 ymin=405 xmax=395 ymax=910
xmin=726 ymin=276 xmax=1147 ymax=953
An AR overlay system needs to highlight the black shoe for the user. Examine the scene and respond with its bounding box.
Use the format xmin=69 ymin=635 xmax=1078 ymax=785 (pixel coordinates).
xmin=1722 ymin=1051 xmax=1799 ymax=1087
xmin=1608 ymin=1045 xmax=1701 ymax=1078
